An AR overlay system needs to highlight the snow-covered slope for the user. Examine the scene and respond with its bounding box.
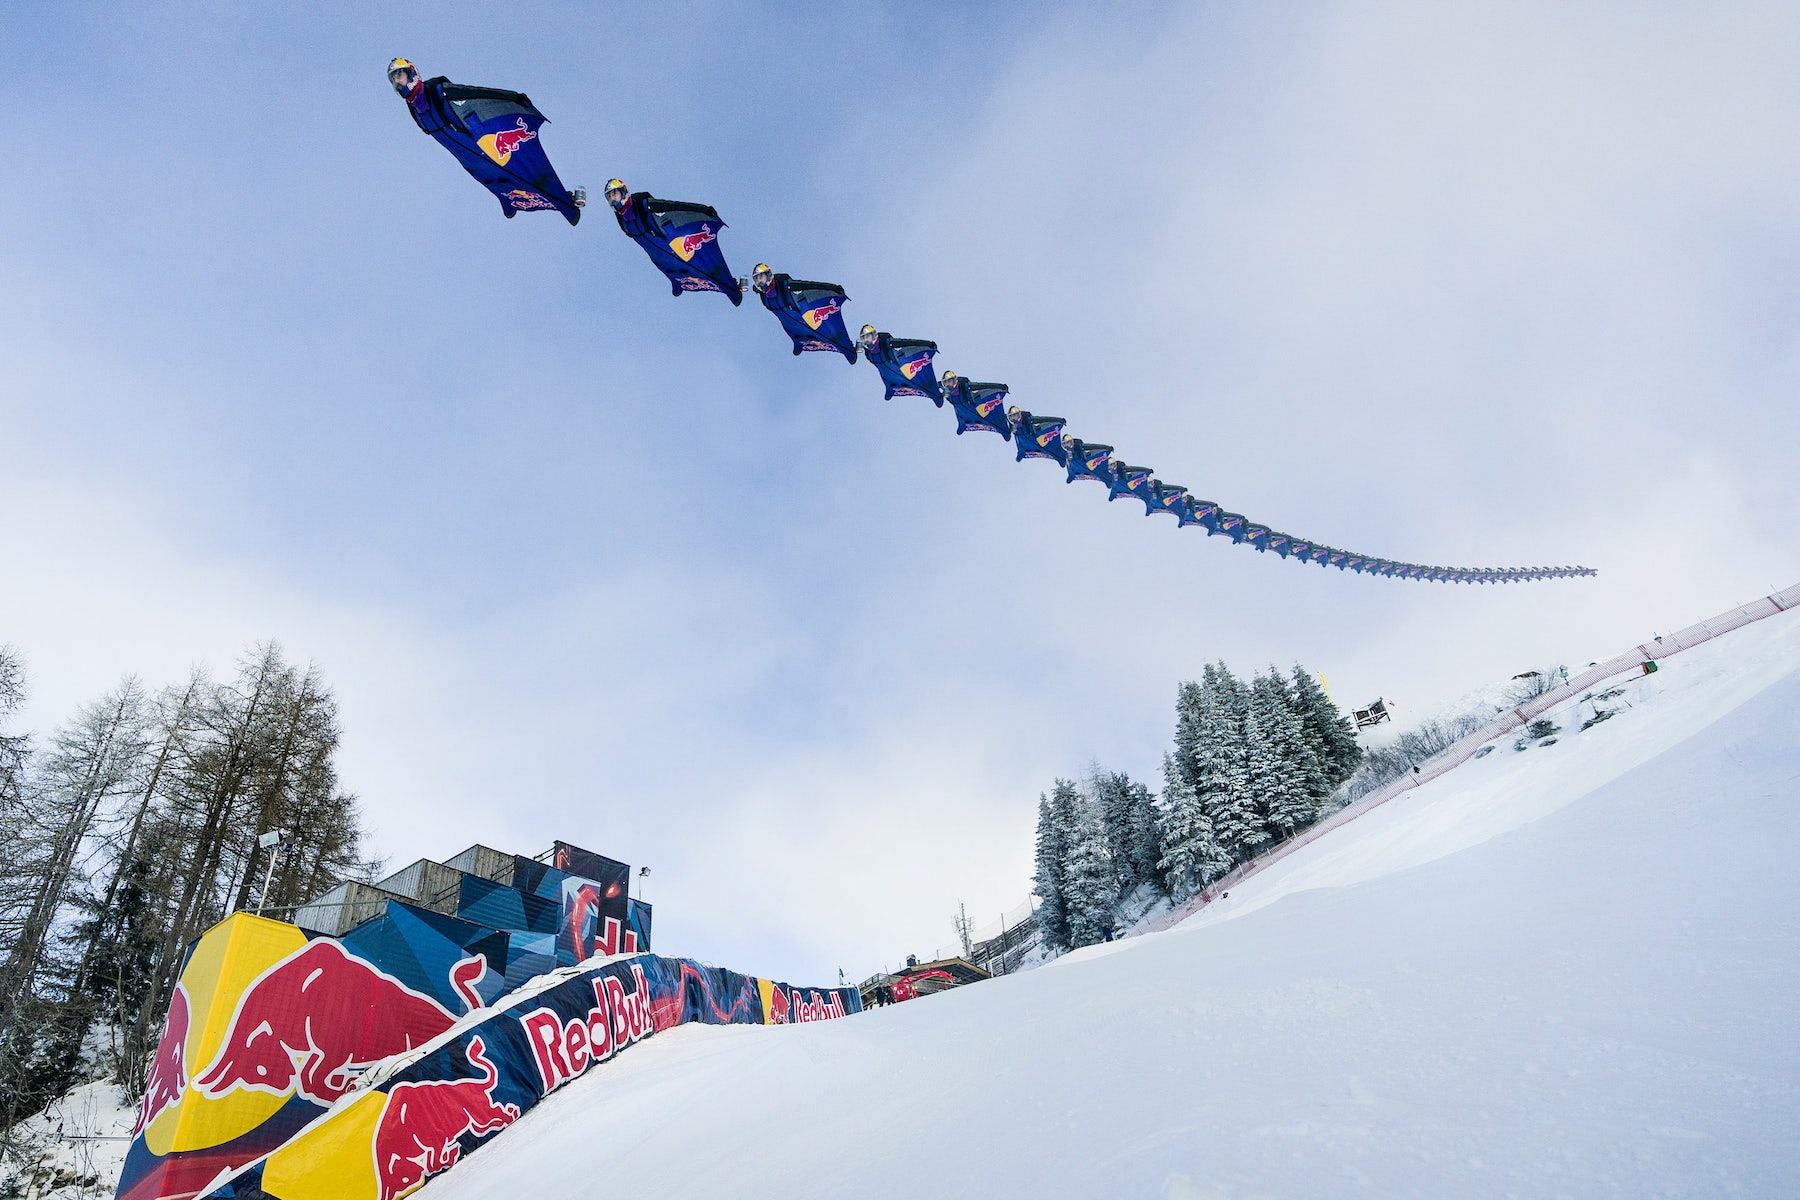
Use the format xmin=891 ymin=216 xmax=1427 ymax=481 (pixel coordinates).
xmin=423 ymin=608 xmax=1800 ymax=1199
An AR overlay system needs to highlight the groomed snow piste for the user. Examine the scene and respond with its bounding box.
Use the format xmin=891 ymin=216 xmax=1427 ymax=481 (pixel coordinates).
xmin=422 ymin=608 xmax=1800 ymax=1199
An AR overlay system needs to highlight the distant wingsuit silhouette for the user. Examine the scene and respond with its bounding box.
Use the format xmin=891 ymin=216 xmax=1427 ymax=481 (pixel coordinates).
xmin=387 ymin=59 xmax=1596 ymax=585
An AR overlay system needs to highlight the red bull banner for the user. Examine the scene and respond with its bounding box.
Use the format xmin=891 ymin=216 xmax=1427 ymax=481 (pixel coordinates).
xmin=756 ymin=977 xmax=854 ymax=1025
xmin=117 ymin=914 xmax=482 ymax=1200
xmin=196 ymin=954 xmax=857 ymax=1200
xmin=117 ymin=913 xmax=858 ymax=1200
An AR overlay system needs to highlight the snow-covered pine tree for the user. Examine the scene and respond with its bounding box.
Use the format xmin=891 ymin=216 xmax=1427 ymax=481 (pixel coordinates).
xmin=1155 ymin=752 xmax=1231 ymax=899
xmin=1122 ymin=775 xmax=1163 ymax=892
xmin=1093 ymin=767 xmax=1163 ymax=894
xmin=1257 ymin=669 xmax=1327 ymax=805
xmin=1170 ymin=680 xmax=1206 ymax=797
xmin=1032 ymin=793 xmax=1072 ymax=953
xmin=1290 ymin=665 xmax=1363 ymax=791
xmin=1091 ymin=767 xmax=1135 ymax=892
xmin=1247 ymin=672 xmax=1316 ymax=840
xmin=1054 ymin=782 xmax=1117 ymax=948
xmin=1204 ymin=663 xmax=1265 ymax=860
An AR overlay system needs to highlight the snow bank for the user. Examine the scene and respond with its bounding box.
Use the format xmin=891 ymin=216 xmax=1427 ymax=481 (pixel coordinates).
xmin=420 ymin=607 xmax=1800 ymax=1198
xmin=2 ymin=1080 xmax=136 ymax=1200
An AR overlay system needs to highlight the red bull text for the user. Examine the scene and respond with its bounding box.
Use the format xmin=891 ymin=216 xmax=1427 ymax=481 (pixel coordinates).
xmin=765 ymin=985 xmax=847 ymax=1024
xmin=518 ymin=962 xmax=656 ymax=1095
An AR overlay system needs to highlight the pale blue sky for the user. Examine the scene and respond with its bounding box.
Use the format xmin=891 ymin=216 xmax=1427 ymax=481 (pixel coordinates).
xmin=4 ymin=2 xmax=1797 ymax=981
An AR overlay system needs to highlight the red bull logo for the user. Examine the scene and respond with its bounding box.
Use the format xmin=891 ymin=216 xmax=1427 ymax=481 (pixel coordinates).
xmin=1085 ymin=452 xmax=1111 ymax=472
xmin=478 ymin=117 xmax=537 ymax=165
xmin=976 ymin=397 xmax=1002 ymax=419
xmin=372 ymin=1035 xmax=520 ymax=1200
xmin=134 ymin=983 xmax=189 ymax=1135
xmin=506 ymin=189 xmax=556 ymax=211
xmin=1036 ymin=429 xmax=1060 ymax=450
xmin=899 ymin=354 xmax=931 ymax=380
xmin=800 ymin=299 xmax=841 ymax=330
xmin=518 ymin=962 xmax=655 ymax=1095
xmin=668 ymin=223 xmax=717 ymax=263
xmin=193 ymin=940 xmax=457 ymax=1105
xmin=767 ymin=986 xmax=847 ymax=1024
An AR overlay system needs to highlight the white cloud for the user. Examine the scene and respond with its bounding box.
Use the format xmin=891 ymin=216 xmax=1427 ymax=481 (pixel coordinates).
xmin=3 ymin=2 xmax=1797 ymax=984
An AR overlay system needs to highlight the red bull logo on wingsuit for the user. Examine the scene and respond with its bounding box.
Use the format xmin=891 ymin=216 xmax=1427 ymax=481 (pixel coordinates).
xmin=194 ymin=940 xmax=457 ymax=1105
xmin=668 ymin=224 xmax=716 ymax=262
xmin=518 ymin=962 xmax=656 ymax=1094
xmin=800 ymin=299 xmax=841 ymax=330
xmin=133 ymin=984 xmax=190 ymax=1136
xmin=506 ymin=189 xmax=556 ymax=211
xmin=477 ymin=117 xmax=537 ymax=165
xmin=899 ymin=354 xmax=931 ymax=380
xmin=372 ymin=1036 xmax=520 ymax=1200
